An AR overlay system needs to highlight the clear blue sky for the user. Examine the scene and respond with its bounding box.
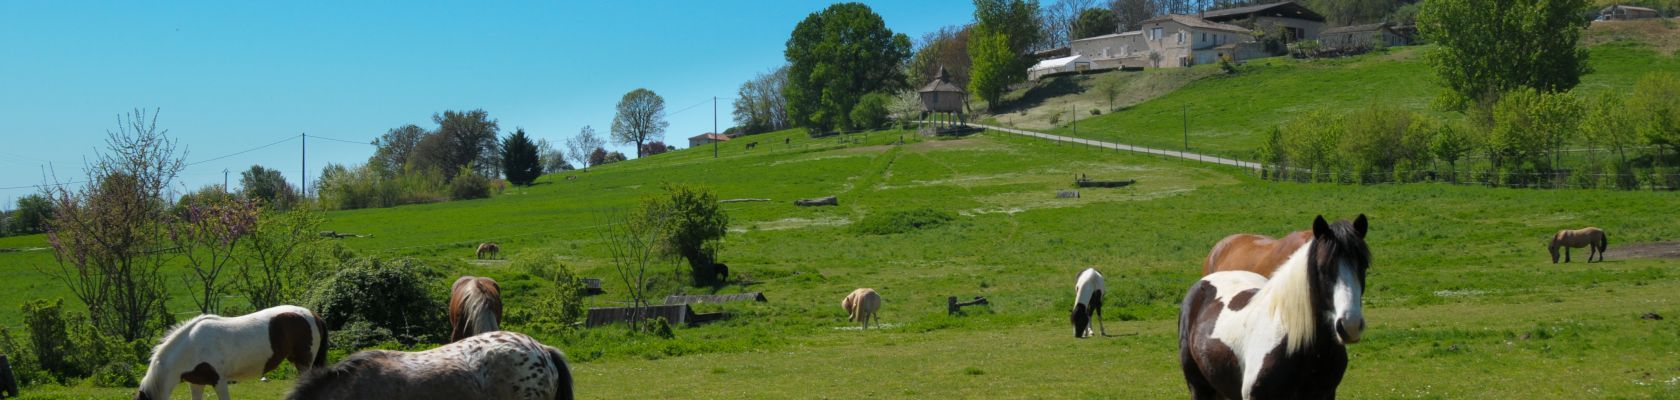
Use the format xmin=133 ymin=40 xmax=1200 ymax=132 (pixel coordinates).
xmin=0 ymin=1 xmax=974 ymax=205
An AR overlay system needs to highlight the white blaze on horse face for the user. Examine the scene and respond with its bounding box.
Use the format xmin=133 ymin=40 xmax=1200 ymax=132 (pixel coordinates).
xmin=1329 ymin=260 xmax=1364 ymax=344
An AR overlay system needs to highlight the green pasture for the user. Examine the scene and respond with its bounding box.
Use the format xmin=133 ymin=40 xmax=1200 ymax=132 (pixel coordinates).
xmin=4 ymin=123 xmax=1679 ymax=398
xmin=1029 ymin=41 xmax=1680 ymax=161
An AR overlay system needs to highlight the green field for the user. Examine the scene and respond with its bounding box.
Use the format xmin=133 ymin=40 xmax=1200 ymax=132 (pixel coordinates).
xmin=1023 ymin=40 xmax=1680 ymax=162
xmin=4 ymin=123 xmax=1680 ymax=399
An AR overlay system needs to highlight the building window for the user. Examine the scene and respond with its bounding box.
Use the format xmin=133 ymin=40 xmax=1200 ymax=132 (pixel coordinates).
xmin=1201 ymin=33 xmax=1207 ymax=42
xmin=1152 ymin=27 xmax=1163 ymax=41
xmin=1177 ymin=31 xmax=1183 ymax=44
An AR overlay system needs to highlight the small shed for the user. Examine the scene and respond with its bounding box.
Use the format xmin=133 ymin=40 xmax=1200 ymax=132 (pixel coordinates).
xmin=919 ymin=66 xmax=968 ymax=129
xmin=1600 ymin=5 xmax=1661 ymax=20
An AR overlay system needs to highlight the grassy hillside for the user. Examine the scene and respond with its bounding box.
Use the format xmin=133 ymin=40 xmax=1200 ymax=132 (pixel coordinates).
xmin=1025 ymin=38 xmax=1680 ymax=161
xmin=5 ymin=123 xmax=1680 ymax=398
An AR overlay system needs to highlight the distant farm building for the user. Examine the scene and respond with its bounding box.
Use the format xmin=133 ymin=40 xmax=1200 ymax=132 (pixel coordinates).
xmin=1599 ymin=5 xmax=1661 ymax=20
xmin=688 ymin=132 xmax=730 ymax=148
xmin=1200 ymin=1 xmax=1327 ymax=43
xmin=1320 ymin=23 xmax=1411 ymax=53
xmin=1069 ymin=30 xmax=1147 ymax=70
xmin=1140 ymin=14 xmax=1263 ymax=67
xmin=919 ymin=66 xmax=968 ymax=128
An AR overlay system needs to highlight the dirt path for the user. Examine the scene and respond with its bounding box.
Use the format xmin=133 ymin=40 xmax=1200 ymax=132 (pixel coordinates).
xmin=1606 ymin=240 xmax=1680 ymax=261
xmin=937 ymin=122 xmax=1261 ymax=170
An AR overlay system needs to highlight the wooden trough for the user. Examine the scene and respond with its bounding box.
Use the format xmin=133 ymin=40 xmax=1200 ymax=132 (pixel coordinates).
xmin=664 ymin=292 xmax=768 ymax=305
xmin=794 ymin=196 xmax=838 ymax=207
xmin=1074 ymin=174 xmax=1135 ymax=188
xmin=584 ymin=304 xmax=726 ymax=328
xmin=947 ymin=296 xmax=991 ymax=315
xmin=580 ymin=278 xmax=604 ymax=295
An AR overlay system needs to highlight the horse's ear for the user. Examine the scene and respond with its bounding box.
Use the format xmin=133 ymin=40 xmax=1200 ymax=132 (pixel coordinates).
xmin=1353 ymin=214 xmax=1368 ymax=239
xmin=1312 ymin=215 xmax=1331 ymax=238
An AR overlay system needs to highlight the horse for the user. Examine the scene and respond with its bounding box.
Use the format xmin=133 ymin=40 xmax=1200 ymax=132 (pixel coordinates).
xmin=1179 ymin=214 xmax=1371 ymax=400
xmin=135 ymin=305 xmax=328 ymax=400
xmin=1204 ymin=230 xmax=1313 ymax=277
xmin=842 ymin=288 xmax=882 ymax=329
xmin=449 ymin=276 xmax=504 ymax=343
xmin=1072 ymin=268 xmax=1107 ymax=338
xmin=476 ymin=242 xmax=500 ymax=260
xmin=745 ymin=141 xmax=758 ymax=150
xmin=712 ymin=262 xmax=730 ymax=283
xmin=285 ymin=331 xmax=573 ymax=400
xmin=1550 ymin=227 xmax=1607 ymax=263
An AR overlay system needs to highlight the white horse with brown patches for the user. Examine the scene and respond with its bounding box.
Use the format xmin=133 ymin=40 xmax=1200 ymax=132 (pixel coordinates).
xmin=842 ymin=288 xmax=882 ymax=329
xmin=1179 ymin=215 xmax=1371 ymax=400
xmin=285 ymin=331 xmax=573 ymax=400
xmin=135 ymin=305 xmax=328 ymax=400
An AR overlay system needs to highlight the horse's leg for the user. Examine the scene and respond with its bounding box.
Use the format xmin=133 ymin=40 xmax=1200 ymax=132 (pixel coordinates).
xmin=1565 ymin=247 xmax=1571 ymax=263
xmin=214 ymin=381 xmax=232 ymax=400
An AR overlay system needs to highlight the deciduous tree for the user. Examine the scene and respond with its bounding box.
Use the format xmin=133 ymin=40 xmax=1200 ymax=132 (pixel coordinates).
xmin=1071 ymin=7 xmax=1119 ymax=40
xmin=611 ymin=88 xmax=669 ymax=157
xmin=1419 ymin=0 xmax=1591 ymax=110
xmin=784 ymin=2 xmax=912 ymax=133
xmin=566 ymin=126 xmax=604 ymax=171
xmin=968 ymin=28 xmax=1016 ymax=110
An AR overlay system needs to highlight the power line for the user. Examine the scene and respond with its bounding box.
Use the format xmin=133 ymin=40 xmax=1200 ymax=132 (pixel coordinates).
xmin=185 ymin=135 xmax=300 ymax=167
xmin=303 ymin=133 xmax=375 ymax=146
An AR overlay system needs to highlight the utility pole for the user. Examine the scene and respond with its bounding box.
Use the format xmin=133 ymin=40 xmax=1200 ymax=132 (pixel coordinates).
xmin=223 ymin=168 xmax=230 ymax=193
xmin=713 ymin=96 xmax=718 ymax=159
xmin=300 ymin=133 xmax=307 ymax=198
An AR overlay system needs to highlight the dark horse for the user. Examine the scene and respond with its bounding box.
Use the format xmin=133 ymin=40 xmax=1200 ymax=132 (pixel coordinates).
xmin=1180 ymin=215 xmax=1371 ymax=399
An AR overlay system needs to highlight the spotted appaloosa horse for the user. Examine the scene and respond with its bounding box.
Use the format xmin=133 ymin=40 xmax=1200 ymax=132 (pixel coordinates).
xmin=1072 ymin=268 xmax=1106 ymax=338
xmin=286 ymin=331 xmax=573 ymax=400
xmin=450 ymin=276 xmax=504 ymax=342
xmin=135 ymin=305 xmax=328 ymax=400
xmin=1204 ymin=230 xmax=1313 ymax=277
xmin=1179 ymin=215 xmax=1371 ymax=400
xmin=477 ymin=242 xmax=501 ymax=260
xmin=1550 ymin=227 xmax=1608 ymax=263
xmin=842 ymin=288 xmax=882 ymax=329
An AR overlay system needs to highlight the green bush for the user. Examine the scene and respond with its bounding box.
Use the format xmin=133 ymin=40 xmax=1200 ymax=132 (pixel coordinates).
xmin=330 ymin=320 xmax=397 ymax=352
xmin=449 ymin=166 xmax=492 ymax=200
xmin=13 ymin=299 xmax=140 ymax=386
xmin=512 ymin=254 xmax=587 ymax=333
xmin=304 ymin=258 xmax=446 ymax=347
xmin=641 ymin=183 xmax=730 ymax=285
xmin=21 ymin=299 xmax=78 ymax=382
xmin=850 ymin=92 xmax=894 ymax=131
xmin=852 ymin=208 xmax=957 ymax=235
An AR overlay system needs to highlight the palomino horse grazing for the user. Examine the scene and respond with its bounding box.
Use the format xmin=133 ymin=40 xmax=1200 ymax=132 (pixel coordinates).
xmin=842 ymin=288 xmax=882 ymax=329
xmin=476 ymin=242 xmax=500 ymax=260
xmin=449 ymin=276 xmax=504 ymax=342
xmin=1204 ymin=230 xmax=1313 ymax=277
xmin=135 ymin=305 xmax=328 ymax=400
xmin=1550 ymin=227 xmax=1608 ymax=263
xmin=1072 ymin=268 xmax=1107 ymax=338
xmin=1180 ymin=215 xmax=1371 ymax=399
xmin=286 ymin=331 xmax=573 ymax=400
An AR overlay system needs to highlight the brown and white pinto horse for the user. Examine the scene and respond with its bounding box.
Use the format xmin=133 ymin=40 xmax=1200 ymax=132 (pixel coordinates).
xmin=286 ymin=331 xmax=573 ymax=400
xmin=1550 ymin=227 xmax=1607 ymax=263
xmin=449 ymin=276 xmax=504 ymax=343
xmin=1204 ymin=230 xmax=1313 ymax=277
xmin=136 ymin=305 xmax=328 ymax=400
xmin=476 ymin=242 xmax=501 ymax=260
xmin=1180 ymin=215 xmax=1370 ymax=400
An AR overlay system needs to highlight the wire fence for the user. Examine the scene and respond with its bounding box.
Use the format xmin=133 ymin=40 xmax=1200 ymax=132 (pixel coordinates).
xmin=1259 ymin=168 xmax=1680 ymax=191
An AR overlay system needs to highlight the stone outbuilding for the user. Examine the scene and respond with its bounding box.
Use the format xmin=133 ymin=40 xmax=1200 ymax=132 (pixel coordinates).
xmin=919 ymin=66 xmax=967 ymax=128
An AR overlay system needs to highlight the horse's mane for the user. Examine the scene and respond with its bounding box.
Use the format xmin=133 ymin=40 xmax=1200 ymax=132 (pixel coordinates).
xmin=1263 ymin=242 xmax=1318 ymax=355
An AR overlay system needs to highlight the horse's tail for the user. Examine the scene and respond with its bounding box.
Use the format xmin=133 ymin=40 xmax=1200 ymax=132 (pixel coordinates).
xmin=313 ymin=314 xmax=330 ymax=368
xmin=1601 ymin=231 xmax=1609 ymax=251
xmin=546 ymin=346 xmax=574 ymax=400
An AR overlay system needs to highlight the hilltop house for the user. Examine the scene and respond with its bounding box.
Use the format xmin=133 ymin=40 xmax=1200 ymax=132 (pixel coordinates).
xmin=1068 ymin=30 xmax=1148 ymax=70
xmin=1319 ymin=23 xmax=1410 ymax=52
xmin=1599 ymin=5 xmax=1661 ymax=20
xmin=1199 ymin=1 xmax=1327 ymax=43
xmin=1140 ymin=14 xmax=1263 ymax=67
xmin=688 ymin=133 xmax=729 ymax=148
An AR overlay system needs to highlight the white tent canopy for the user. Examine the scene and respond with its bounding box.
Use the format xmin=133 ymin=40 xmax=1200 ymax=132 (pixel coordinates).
xmin=1028 ymin=54 xmax=1092 ymax=80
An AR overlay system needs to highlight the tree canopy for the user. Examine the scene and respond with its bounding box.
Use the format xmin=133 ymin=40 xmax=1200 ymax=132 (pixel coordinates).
xmin=1071 ymin=7 xmax=1118 ymax=40
xmin=500 ymin=128 xmax=543 ymax=185
xmin=784 ymin=2 xmax=912 ymax=133
xmin=1419 ymin=0 xmax=1592 ymax=110
xmin=611 ymin=88 xmax=668 ymax=157
xmin=968 ymin=27 xmax=1016 ymax=110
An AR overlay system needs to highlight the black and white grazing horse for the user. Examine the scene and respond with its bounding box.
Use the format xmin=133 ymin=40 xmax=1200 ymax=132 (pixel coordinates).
xmin=1072 ymin=268 xmax=1106 ymax=338
xmin=1178 ymin=215 xmax=1370 ymax=400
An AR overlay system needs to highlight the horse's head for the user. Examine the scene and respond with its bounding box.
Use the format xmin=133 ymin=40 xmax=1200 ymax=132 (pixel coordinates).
xmin=1070 ymin=303 xmax=1090 ymax=338
xmin=133 ymin=391 xmax=152 ymax=400
xmin=1309 ymin=214 xmax=1370 ymax=345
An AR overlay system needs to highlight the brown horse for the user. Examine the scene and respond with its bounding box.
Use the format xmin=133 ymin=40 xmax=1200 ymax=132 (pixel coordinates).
xmin=448 ymin=276 xmax=503 ymax=342
xmin=476 ymin=242 xmax=500 ymax=260
xmin=1550 ymin=227 xmax=1608 ymax=263
xmin=1204 ymin=230 xmax=1313 ymax=277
